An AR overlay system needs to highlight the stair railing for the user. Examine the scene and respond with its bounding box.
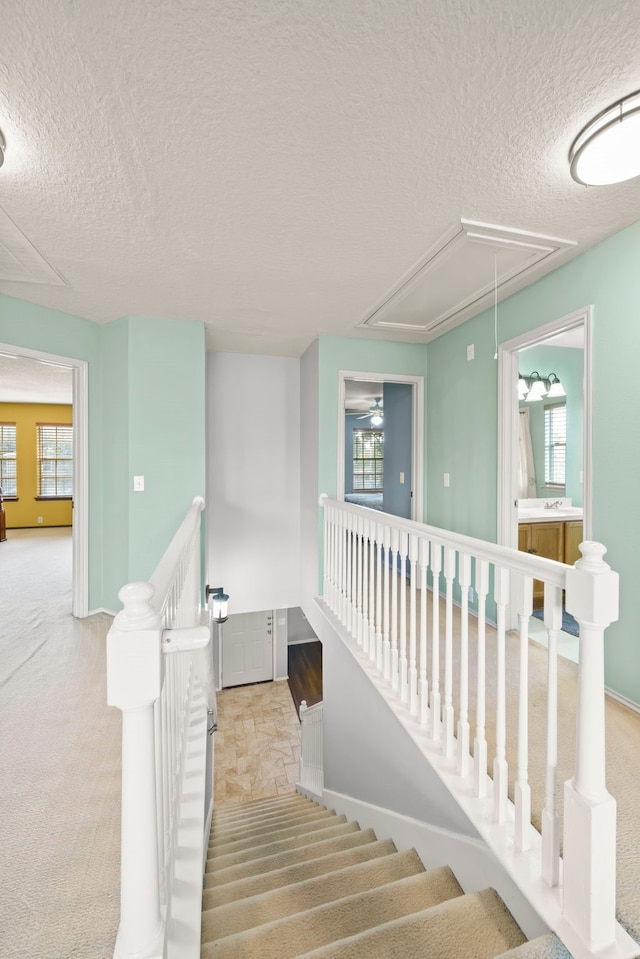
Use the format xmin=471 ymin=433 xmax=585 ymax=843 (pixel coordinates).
xmin=318 ymin=494 xmax=636 ymax=959
xmin=107 ymin=496 xmax=215 ymax=959
xmin=298 ymin=700 xmax=324 ymax=799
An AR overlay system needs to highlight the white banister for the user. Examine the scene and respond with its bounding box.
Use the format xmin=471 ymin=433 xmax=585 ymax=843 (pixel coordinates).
xmin=317 ymin=497 xmax=635 ymax=959
xmin=107 ymin=496 xmax=211 ymax=959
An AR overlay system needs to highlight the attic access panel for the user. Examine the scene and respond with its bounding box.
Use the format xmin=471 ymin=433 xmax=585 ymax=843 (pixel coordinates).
xmin=359 ymin=220 xmax=576 ymax=339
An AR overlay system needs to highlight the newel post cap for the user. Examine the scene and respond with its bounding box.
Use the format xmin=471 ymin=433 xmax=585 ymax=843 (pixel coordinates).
xmin=565 ymin=542 xmax=619 ymax=628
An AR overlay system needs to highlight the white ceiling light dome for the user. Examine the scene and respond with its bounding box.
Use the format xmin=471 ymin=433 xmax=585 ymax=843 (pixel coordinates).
xmin=569 ymin=90 xmax=640 ymax=186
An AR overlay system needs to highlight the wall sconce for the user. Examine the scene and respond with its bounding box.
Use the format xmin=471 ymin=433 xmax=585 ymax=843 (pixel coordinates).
xmin=518 ymin=372 xmax=566 ymax=402
xmin=206 ymin=585 xmax=229 ymax=623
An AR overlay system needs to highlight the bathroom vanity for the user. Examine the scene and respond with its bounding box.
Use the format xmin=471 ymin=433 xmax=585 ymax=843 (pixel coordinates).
xmin=517 ymin=498 xmax=583 ymax=605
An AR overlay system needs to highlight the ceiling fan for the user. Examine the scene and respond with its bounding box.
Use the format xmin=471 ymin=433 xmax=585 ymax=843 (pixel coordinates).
xmin=357 ymin=398 xmax=384 ymax=424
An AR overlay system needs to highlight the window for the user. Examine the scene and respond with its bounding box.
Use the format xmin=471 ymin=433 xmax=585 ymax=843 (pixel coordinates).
xmin=353 ymin=429 xmax=384 ymax=490
xmin=544 ymin=403 xmax=566 ymax=487
xmin=37 ymin=424 xmax=73 ymax=497
xmin=0 ymin=423 xmax=17 ymax=496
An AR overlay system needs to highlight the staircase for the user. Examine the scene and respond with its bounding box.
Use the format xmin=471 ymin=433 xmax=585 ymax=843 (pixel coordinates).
xmin=200 ymin=792 xmax=564 ymax=959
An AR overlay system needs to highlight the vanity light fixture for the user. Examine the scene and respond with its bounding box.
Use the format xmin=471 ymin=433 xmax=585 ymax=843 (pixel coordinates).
xmin=545 ymin=373 xmax=566 ymax=398
xmin=569 ymin=90 xmax=640 ymax=186
xmin=518 ymin=371 xmax=566 ymax=401
xmin=524 ymin=372 xmax=547 ymax=402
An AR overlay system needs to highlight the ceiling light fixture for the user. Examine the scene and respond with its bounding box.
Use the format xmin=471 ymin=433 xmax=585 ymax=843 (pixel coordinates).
xmin=0 ymin=129 xmax=5 ymax=168
xmin=569 ymin=90 xmax=640 ymax=185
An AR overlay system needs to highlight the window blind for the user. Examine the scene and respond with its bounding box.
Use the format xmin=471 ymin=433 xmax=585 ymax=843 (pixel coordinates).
xmin=0 ymin=423 xmax=17 ymax=496
xmin=353 ymin=429 xmax=384 ymax=491
xmin=544 ymin=404 xmax=566 ymax=487
xmin=37 ymin=424 xmax=73 ymax=496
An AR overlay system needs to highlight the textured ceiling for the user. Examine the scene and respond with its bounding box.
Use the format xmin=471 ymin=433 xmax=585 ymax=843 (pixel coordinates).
xmin=1 ymin=0 xmax=640 ymax=357
xmin=0 ymin=354 xmax=72 ymax=404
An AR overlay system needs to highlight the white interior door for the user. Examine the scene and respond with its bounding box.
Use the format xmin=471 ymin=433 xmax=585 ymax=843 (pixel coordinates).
xmin=222 ymin=610 xmax=274 ymax=688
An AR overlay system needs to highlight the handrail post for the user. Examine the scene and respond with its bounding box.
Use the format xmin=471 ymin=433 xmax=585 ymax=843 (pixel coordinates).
xmin=107 ymin=582 xmax=164 ymax=959
xmin=562 ymin=541 xmax=619 ymax=952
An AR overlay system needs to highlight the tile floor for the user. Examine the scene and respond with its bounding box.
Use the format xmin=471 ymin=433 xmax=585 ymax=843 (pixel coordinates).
xmin=214 ymin=679 xmax=302 ymax=807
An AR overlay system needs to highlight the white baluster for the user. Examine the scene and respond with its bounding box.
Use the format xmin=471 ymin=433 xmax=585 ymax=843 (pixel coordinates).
xmin=345 ymin=512 xmax=353 ymax=632
xmin=457 ymin=552 xmax=471 ymax=777
xmin=442 ymin=546 xmax=456 ymax=758
xmin=361 ymin=517 xmax=369 ymax=655
xmin=107 ymin=582 xmax=164 ymax=959
xmin=369 ymin=528 xmax=377 ymax=662
xmin=351 ymin=513 xmax=358 ymax=638
xmin=474 ymin=559 xmax=489 ymax=798
xmin=562 ymin=542 xmax=620 ymax=951
xmin=418 ymin=538 xmax=429 ymax=726
xmin=382 ymin=526 xmax=391 ymax=679
xmin=515 ymin=573 xmax=533 ymax=853
xmin=390 ymin=527 xmax=399 ymax=690
xmin=376 ymin=525 xmax=384 ymax=671
xmin=408 ymin=534 xmax=419 ymax=714
xmin=542 ymin=582 xmax=562 ymax=887
xmin=493 ymin=566 xmax=510 ymax=824
xmin=430 ymin=541 xmax=442 ymax=743
xmin=399 ymin=531 xmax=409 ymax=703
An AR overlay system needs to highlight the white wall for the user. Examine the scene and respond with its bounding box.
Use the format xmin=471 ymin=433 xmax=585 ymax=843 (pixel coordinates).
xmin=299 ymin=339 xmax=319 ymax=609
xmin=207 ymin=352 xmax=301 ymax=615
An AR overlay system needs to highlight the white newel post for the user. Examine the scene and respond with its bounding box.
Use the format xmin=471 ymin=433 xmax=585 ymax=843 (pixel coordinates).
xmin=107 ymin=582 xmax=164 ymax=959
xmin=563 ymin=542 xmax=619 ymax=952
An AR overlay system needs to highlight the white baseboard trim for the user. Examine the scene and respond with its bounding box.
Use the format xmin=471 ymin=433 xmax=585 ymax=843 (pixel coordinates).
xmin=287 ymin=637 xmax=320 ymax=646
xmin=605 ymin=686 xmax=640 ymax=714
xmin=296 ymin=783 xmax=323 ymax=803
xmin=87 ymin=606 xmax=117 ymax=618
xmin=322 ymin=788 xmax=548 ymax=942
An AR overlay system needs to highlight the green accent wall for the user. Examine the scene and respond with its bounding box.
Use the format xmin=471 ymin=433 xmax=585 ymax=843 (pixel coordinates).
xmin=0 ymin=297 xmax=206 ymax=612
xmin=426 ymin=218 xmax=640 ymax=704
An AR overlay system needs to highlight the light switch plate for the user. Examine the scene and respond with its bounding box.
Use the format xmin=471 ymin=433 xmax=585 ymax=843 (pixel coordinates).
xmin=133 ymin=475 xmax=145 ymax=492
xmin=467 ymin=344 xmax=474 ymax=361
xmin=444 ymin=472 xmax=450 ymax=487
xmin=399 ymin=471 xmax=405 ymax=484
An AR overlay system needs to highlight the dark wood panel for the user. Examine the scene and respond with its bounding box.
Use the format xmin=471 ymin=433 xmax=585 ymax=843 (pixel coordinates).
xmin=287 ymin=640 xmax=323 ymax=718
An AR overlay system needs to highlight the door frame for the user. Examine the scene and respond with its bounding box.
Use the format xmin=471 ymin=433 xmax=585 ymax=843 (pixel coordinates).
xmin=337 ymin=370 xmax=424 ymax=520
xmin=497 ymin=305 xmax=593 ymax=552
xmin=0 ymin=341 xmax=89 ymax=617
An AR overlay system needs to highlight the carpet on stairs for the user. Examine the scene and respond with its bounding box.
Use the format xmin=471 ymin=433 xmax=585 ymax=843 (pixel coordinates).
xmin=202 ymin=793 xmax=527 ymax=959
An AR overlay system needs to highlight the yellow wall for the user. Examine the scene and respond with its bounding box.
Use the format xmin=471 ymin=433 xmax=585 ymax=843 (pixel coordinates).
xmin=0 ymin=403 xmax=73 ymax=528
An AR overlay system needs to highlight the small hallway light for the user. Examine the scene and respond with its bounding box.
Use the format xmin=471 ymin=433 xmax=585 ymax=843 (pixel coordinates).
xmin=206 ymin=585 xmax=229 ymax=623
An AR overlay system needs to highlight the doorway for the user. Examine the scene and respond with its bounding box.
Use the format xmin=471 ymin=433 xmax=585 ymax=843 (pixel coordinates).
xmin=337 ymin=371 xmax=424 ymax=521
xmin=497 ymin=306 xmax=592 ymax=550
xmin=0 ymin=342 xmax=88 ymax=617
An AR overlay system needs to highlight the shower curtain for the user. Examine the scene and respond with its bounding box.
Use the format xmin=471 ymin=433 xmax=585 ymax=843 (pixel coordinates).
xmin=518 ymin=407 xmax=537 ymax=499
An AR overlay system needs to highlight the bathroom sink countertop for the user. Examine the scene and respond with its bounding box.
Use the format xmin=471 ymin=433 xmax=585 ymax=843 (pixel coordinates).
xmin=518 ymin=507 xmax=583 ymax=522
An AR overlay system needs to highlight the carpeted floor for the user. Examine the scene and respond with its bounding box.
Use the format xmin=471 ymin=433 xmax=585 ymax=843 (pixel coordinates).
xmin=0 ymin=528 xmax=121 ymax=959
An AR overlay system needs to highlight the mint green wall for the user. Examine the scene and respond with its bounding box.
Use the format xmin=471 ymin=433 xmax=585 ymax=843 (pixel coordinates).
xmin=0 ymin=293 xmax=104 ymax=608
xmin=0 ymin=296 xmax=207 ymax=612
xmin=126 ymin=317 xmax=206 ymax=585
xmin=518 ymin=345 xmax=584 ymax=506
xmin=427 ymin=218 xmax=640 ymax=704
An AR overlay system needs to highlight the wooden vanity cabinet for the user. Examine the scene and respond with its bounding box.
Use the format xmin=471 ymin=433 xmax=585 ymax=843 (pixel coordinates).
xmin=518 ymin=521 xmax=564 ymax=606
xmin=563 ymin=521 xmax=584 ymax=566
xmin=518 ymin=519 xmax=584 ymax=606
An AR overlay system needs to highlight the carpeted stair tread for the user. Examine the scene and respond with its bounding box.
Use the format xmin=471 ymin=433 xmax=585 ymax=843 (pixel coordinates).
xmin=212 ymin=793 xmax=309 ymax=821
xmin=207 ymin=821 xmax=359 ymax=870
xmin=203 ymin=838 xmax=398 ymax=908
xmin=211 ymin=801 xmax=330 ymax=836
xmin=495 ymin=933 xmax=573 ymax=958
xmin=294 ymin=888 xmax=526 ymax=959
xmin=209 ymin=809 xmax=342 ymax=851
xmin=202 ymin=867 xmax=465 ymax=959
xmin=204 ymin=828 xmax=379 ymax=887
xmin=202 ymin=848 xmax=427 ymax=940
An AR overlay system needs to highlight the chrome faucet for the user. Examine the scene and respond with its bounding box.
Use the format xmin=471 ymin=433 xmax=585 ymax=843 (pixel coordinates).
xmin=544 ymin=500 xmax=563 ymax=510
